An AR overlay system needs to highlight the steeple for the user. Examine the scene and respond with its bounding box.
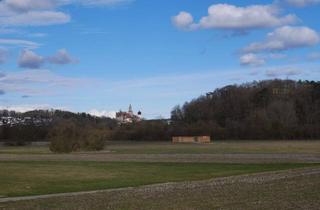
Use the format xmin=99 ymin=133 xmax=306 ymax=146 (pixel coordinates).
xmin=128 ymin=104 xmax=133 ymax=114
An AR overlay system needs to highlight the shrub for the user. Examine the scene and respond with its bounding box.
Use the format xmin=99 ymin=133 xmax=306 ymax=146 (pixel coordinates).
xmin=80 ymin=129 xmax=105 ymax=151
xmin=49 ymin=120 xmax=79 ymax=153
xmin=48 ymin=120 xmax=105 ymax=153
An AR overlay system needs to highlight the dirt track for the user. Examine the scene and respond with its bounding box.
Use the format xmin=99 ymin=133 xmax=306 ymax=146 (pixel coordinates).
xmin=0 ymin=153 xmax=319 ymax=163
xmin=1 ymin=167 xmax=320 ymax=209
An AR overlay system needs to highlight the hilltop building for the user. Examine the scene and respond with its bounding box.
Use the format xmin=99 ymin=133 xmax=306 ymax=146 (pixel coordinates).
xmin=116 ymin=105 xmax=142 ymax=124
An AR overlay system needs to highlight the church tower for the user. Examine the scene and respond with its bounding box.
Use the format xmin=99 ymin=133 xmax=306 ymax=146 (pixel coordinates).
xmin=128 ymin=104 xmax=133 ymax=115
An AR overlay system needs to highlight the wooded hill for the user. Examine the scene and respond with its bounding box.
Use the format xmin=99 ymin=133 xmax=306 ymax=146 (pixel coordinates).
xmin=170 ymin=80 xmax=320 ymax=140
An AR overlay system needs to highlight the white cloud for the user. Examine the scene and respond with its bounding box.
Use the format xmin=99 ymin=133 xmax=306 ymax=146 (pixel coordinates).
xmin=4 ymin=0 xmax=57 ymax=12
xmin=47 ymin=49 xmax=77 ymax=65
xmin=173 ymin=4 xmax=297 ymax=31
xmin=0 ymin=11 xmax=70 ymax=26
xmin=243 ymin=26 xmax=320 ymax=53
xmin=18 ymin=49 xmax=44 ymax=69
xmin=265 ymin=66 xmax=302 ymax=77
xmin=0 ymin=0 xmax=132 ymax=28
xmin=18 ymin=49 xmax=77 ymax=69
xmin=285 ymin=0 xmax=320 ymax=7
xmin=239 ymin=52 xmax=288 ymax=67
xmin=88 ymin=109 xmax=116 ymax=118
xmin=78 ymin=0 xmax=133 ymax=6
xmin=0 ymin=0 xmax=70 ymax=27
xmin=172 ymin=11 xmax=194 ymax=30
xmin=240 ymin=53 xmax=265 ymax=66
xmin=0 ymin=38 xmax=39 ymax=49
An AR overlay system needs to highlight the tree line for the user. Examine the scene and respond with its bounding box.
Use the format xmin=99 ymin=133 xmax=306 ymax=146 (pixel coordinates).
xmin=1 ymin=79 xmax=319 ymax=151
xmin=171 ymin=79 xmax=320 ymax=140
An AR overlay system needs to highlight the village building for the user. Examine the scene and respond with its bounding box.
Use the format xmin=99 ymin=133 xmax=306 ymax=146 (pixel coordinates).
xmin=116 ymin=105 xmax=142 ymax=124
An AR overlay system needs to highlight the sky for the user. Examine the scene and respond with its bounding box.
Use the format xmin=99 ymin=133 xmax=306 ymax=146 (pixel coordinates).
xmin=0 ymin=0 xmax=320 ymax=119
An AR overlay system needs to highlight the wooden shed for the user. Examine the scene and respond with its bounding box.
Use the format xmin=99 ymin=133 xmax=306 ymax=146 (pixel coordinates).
xmin=172 ymin=136 xmax=211 ymax=143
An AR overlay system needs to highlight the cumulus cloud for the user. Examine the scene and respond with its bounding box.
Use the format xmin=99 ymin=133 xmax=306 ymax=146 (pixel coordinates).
xmin=172 ymin=4 xmax=297 ymax=31
xmin=243 ymin=26 xmax=320 ymax=53
xmin=265 ymin=66 xmax=302 ymax=77
xmin=0 ymin=48 xmax=8 ymax=64
xmin=240 ymin=53 xmax=266 ymax=66
xmin=18 ymin=49 xmax=77 ymax=69
xmin=18 ymin=49 xmax=44 ymax=69
xmin=172 ymin=11 xmax=194 ymax=30
xmin=285 ymin=0 xmax=320 ymax=7
xmin=88 ymin=109 xmax=116 ymax=118
xmin=47 ymin=49 xmax=77 ymax=65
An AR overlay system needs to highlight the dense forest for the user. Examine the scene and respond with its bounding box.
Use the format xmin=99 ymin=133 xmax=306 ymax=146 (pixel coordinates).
xmin=1 ymin=79 xmax=320 ymax=146
xmin=171 ymin=79 xmax=320 ymax=140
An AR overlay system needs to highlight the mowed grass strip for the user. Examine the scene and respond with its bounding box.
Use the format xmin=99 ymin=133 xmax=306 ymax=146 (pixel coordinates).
xmin=1 ymin=141 xmax=320 ymax=155
xmin=0 ymin=161 xmax=318 ymax=197
xmin=107 ymin=141 xmax=320 ymax=154
xmin=0 ymin=146 xmax=50 ymax=155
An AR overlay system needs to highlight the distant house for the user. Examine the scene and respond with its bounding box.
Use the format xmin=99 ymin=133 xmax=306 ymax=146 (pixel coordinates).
xmin=172 ymin=136 xmax=211 ymax=143
xmin=116 ymin=105 xmax=142 ymax=124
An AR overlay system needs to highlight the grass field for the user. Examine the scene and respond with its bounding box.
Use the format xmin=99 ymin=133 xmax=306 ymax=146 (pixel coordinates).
xmin=3 ymin=167 xmax=319 ymax=210
xmin=0 ymin=141 xmax=319 ymax=209
xmin=1 ymin=161 xmax=317 ymax=197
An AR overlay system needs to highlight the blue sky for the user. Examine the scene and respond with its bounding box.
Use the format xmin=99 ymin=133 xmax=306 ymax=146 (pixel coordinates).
xmin=0 ymin=0 xmax=320 ymax=118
